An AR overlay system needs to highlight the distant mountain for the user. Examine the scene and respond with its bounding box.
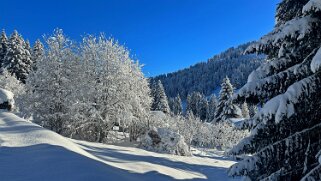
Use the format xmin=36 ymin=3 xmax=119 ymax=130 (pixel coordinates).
xmin=152 ymin=42 xmax=265 ymax=99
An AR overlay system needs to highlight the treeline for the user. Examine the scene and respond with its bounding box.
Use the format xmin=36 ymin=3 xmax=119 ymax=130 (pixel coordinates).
xmin=152 ymin=42 xmax=265 ymax=99
xmin=150 ymin=78 xmax=258 ymax=123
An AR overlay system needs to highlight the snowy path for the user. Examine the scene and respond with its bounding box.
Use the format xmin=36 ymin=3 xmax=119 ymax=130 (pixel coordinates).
xmin=0 ymin=112 xmax=240 ymax=181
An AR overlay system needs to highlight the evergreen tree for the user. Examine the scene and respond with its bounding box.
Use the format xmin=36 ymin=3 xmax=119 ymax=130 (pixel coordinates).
xmin=3 ymin=30 xmax=32 ymax=83
xmin=186 ymin=91 xmax=208 ymax=121
xmin=151 ymin=80 xmax=170 ymax=114
xmin=207 ymin=94 xmax=218 ymax=121
xmin=0 ymin=30 xmax=8 ymax=68
xmin=32 ymin=39 xmax=44 ymax=69
xmin=248 ymin=103 xmax=258 ymax=118
xmin=25 ymin=40 xmax=31 ymax=53
xmin=241 ymin=102 xmax=250 ymax=119
xmin=214 ymin=77 xmax=236 ymax=122
xmin=228 ymin=1 xmax=321 ymax=180
xmin=170 ymin=94 xmax=182 ymax=115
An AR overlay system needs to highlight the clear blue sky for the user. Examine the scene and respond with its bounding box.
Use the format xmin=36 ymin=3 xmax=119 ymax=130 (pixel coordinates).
xmin=1 ymin=0 xmax=280 ymax=76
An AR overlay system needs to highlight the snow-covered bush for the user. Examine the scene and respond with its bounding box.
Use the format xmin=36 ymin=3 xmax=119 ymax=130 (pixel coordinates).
xmin=194 ymin=122 xmax=249 ymax=150
xmin=0 ymin=88 xmax=14 ymax=111
xmin=140 ymin=127 xmax=191 ymax=156
xmin=0 ymin=69 xmax=25 ymax=112
xmin=148 ymin=111 xmax=247 ymax=151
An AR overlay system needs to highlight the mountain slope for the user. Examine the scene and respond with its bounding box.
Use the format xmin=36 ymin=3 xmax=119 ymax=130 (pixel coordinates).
xmin=0 ymin=111 xmax=240 ymax=181
xmin=152 ymin=42 xmax=265 ymax=99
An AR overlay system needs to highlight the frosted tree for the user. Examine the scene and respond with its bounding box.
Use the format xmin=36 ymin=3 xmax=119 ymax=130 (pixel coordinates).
xmin=3 ymin=30 xmax=32 ymax=83
xmin=214 ymin=77 xmax=236 ymax=122
xmin=0 ymin=30 xmax=8 ymax=68
xmin=207 ymin=94 xmax=218 ymax=121
xmin=228 ymin=0 xmax=321 ymax=180
xmin=186 ymin=91 xmax=208 ymax=121
xmin=24 ymin=29 xmax=74 ymax=133
xmin=151 ymin=80 xmax=170 ymax=114
xmin=248 ymin=103 xmax=258 ymax=118
xmin=0 ymin=69 xmax=25 ymax=98
xmin=32 ymin=39 xmax=44 ymax=63
xmin=178 ymin=111 xmax=201 ymax=150
xmin=69 ymin=35 xmax=151 ymax=142
xmin=25 ymin=40 xmax=31 ymax=53
xmin=241 ymin=102 xmax=250 ymax=118
xmin=170 ymin=94 xmax=182 ymax=115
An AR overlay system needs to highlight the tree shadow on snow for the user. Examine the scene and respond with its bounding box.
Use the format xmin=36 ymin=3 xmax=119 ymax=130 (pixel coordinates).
xmin=77 ymin=143 xmax=235 ymax=181
xmin=0 ymin=144 xmax=176 ymax=181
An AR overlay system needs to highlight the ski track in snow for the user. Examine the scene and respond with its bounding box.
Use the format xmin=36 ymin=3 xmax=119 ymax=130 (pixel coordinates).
xmin=0 ymin=111 xmax=240 ymax=181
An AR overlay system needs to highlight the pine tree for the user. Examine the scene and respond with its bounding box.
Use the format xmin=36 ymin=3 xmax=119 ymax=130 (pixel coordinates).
xmin=186 ymin=91 xmax=208 ymax=121
xmin=3 ymin=30 xmax=32 ymax=83
xmin=208 ymin=94 xmax=218 ymax=121
xmin=32 ymin=39 xmax=44 ymax=70
xmin=151 ymin=80 xmax=170 ymax=113
xmin=248 ymin=103 xmax=258 ymax=118
xmin=214 ymin=76 xmax=236 ymax=122
xmin=228 ymin=0 xmax=321 ymax=180
xmin=0 ymin=30 xmax=8 ymax=68
xmin=241 ymin=102 xmax=250 ymax=119
xmin=170 ymin=94 xmax=182 ymax=115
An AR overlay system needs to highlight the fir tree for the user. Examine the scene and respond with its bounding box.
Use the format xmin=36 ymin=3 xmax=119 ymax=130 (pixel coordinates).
xmin=207 ymin=94 xmax=218 ymax=121
xmin=0 ymin=30 xmax=8 ymax=68
xmin=214 ymin=77 xmax=236 ymax=122
xmin=241 ymin=102 xmax=250 ymax=119
xmin=170 ymin=94 xmax=182 ymax=115
xmin=186 ymin=91 xmax=208 ymax=121
xmin=3 ymin=30 xmax=32 ymax=83
xmin=151 ymin=80 xmax=170 ymax=114
xmin=228 ymin=0 xmax=321 ymax=180
xmin=248 ymin=103 xmax=258 ymax=118
xmin=32 ymin=39 xmax=44 ymax=70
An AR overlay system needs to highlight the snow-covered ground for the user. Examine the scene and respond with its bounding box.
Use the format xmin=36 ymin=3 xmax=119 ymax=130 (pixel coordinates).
xmin=0 ymin=111 xmax=240 ymax=181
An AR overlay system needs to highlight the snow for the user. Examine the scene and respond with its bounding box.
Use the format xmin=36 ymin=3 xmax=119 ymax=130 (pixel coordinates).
xmin=0 ymin=88 xmax=14 ymax=106
xmin=247 ymin=16 xmax=318 ymax=52
xmin=140 ymin=127 xmax=191 ymax=156
xmin=303 ymin=0 xmax=321 ymax=13
xmin=310 ymin=46 xmax=321 ymax=73
xmin=0 ymin=111 xmax=240 ymax=181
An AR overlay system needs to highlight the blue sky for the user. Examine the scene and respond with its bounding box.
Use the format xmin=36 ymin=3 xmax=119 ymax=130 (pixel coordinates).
xmin=1 ymin=0 xmax=280 ymax=76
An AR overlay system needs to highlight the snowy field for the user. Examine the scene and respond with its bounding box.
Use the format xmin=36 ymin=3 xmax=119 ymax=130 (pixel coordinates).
xmin=0 ymin=111 xmax=240 ymax=181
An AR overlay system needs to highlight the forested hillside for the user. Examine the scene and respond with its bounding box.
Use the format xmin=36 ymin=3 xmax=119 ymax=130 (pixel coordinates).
xmin=152 ymin=42 xmax=265 ymax=99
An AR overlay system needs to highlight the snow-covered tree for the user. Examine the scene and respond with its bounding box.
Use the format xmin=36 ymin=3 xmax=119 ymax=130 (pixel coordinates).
xmin=248 ymin=103 xmax=258 ymax=118
xmin=151 ymin=80 xmax=170 ymax=114
xmin=241 ymin=102 xmax=250 ymax=119
xmin=24 ymin=30 xmax=152 ymax=142
xmin=3 ymin=30 xmax=32 ymax=83
xmin=178 ymin=111 xmax=201 ymax=150
xmin=207 ymin=94 xmax=218 ymax=121
xmin=24 ymin=40 xmax=31 ymax=53
xmin=0 ymin=30 xmax=8 ymax=68
xmin=169 ymin=94 xmax=182 ymax=115
xmin=0 ymin=69 xmax=25 ymax=98
xmin=24 ymin=29 xmax=74 ymax=133
xmin=228 ymin=1 xmax=321 ymax=180
xmin=186 ymin=91 xmax=208 ymax=121
xmin=32 ymin=39 xmax=44 ymax=67
xmin=214 ymin=77 xmax=239 ymax=122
